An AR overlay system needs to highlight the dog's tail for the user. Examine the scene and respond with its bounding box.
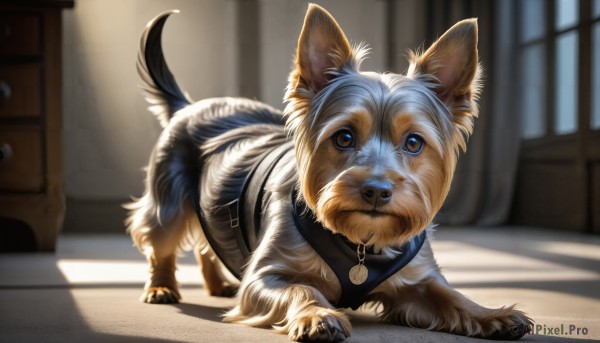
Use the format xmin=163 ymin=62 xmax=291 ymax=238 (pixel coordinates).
xmin=137 ymin=10 xmax=192 ymax=128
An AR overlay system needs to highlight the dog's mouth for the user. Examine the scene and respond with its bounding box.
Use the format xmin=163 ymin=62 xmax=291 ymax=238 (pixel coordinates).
xmin=344 ymin=209 xmax=393 ymax=218
xmin=358 ymin=210 xmax=388 ymax=218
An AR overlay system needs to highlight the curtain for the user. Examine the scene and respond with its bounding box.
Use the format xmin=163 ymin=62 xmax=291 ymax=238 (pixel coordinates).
xmin=419 ymin=0 xmax=522 ymax=226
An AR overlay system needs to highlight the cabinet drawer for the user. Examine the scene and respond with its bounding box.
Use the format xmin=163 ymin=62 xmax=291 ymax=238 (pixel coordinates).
xmin=0 ymin=13 xmax=41 ymax=56
xmin=0 ymin=126 xmax=43 ymax=192
xmin=0 ymin=64 xmax=41 ymax=118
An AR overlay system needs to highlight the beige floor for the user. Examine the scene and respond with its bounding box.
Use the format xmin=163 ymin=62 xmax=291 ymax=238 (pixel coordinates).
xmin=0 ymin=227 xmax=599 ymax=342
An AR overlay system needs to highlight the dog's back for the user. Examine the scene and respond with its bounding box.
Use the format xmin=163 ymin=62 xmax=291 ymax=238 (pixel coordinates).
xmin=126 ymin=11 xmax=291 ymax=298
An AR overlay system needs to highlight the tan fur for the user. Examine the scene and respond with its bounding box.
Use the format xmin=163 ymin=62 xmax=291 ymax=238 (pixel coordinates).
xmin=129 ymin=4 xmax=531 ymax=342
xmin=127 ymin=196 xmax=238 ymax=300
xmin=194 ymin=243 xmax=238 ymax=297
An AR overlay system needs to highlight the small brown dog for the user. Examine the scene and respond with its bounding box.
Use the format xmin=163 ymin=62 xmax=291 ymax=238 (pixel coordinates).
xmin=127 ymin=4 xmax=531 ymax=342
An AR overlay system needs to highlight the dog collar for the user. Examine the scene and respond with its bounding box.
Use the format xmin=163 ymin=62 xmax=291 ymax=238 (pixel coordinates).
xmin=292 ymin=194 xmax=427 ymax=310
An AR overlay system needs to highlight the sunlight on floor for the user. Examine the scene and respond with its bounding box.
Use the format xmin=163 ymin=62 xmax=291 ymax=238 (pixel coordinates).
xmin=432 ymin=241 xmax=600 ymax=284
xmin=54 ymin=237 xmax=600 ymax=289
xmin=57 ymin=260 xmax=202 ymax=285
xmin=532 ymin=241 xmax=600 ymax=261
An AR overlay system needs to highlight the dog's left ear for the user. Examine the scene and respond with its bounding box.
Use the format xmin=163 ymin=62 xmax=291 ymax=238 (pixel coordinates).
xmin=408 ymin=19 xmax=482 ymax=146
xmin=292 ymin=4 xmax=353 ymax=94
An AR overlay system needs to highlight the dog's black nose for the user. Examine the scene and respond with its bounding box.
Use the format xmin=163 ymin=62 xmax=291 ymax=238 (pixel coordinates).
xmin=361 ymin=179 xmax=393 ymax=207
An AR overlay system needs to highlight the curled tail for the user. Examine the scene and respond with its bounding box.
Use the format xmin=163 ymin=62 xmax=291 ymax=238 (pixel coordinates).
xmin=137 ymin=10 xmax=192 ymax=127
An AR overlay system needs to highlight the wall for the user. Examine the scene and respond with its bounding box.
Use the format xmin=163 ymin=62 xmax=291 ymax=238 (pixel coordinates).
xmin=257 ymin=0 xmax=388 ymax=108
xmin=62 ymin=0 xmax=238 ymax=198
xmin=61 ymin=0 xmax=424 ymax=232
xmin=62 ymin=0 xmax=238 ymax=231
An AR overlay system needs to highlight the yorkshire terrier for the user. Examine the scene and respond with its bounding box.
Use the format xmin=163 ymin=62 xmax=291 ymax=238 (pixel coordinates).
xmin=127 ymin=4 xmax=531 ymax=342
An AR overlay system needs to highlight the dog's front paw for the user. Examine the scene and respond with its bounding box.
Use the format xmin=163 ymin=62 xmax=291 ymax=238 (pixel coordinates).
xmin=140 ymin=286 xmax=181 ymax=304
xmin=477 ymin=307 xmax=533 ymax=340
xmin=287 ymin=308 xmax=351 ymax=342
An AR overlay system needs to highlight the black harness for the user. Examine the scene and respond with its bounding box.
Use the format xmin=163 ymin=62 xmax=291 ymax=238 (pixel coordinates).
xmin=293 ymin=197 xmax=427 ymax=309
xmin=224 ymin=142 xmax=295 ymax=267
xmin=194 ymin=143 xmax=426 ymax=309
xmin=193 ymin=142 xmax=294 ymax=279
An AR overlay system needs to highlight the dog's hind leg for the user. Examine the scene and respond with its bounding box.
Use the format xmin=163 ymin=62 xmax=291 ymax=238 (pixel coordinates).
xmin=126 ymin=122 xmax=199 ymax=304
xmin=126 ymin=194 xmax=194 ymax=304
xmin=141 ymin=203 xmax=192 ymax=304
xmin=193 ymin=241 xmax=239 ymax=297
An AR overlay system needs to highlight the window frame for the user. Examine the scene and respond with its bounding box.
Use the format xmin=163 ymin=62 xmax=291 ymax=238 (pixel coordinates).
xmin=517 ymin=0 xmax=600 ymax=163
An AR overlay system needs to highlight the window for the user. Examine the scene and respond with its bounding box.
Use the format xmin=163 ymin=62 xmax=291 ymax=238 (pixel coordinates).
xmin=515 ymin=0 xmax=600 ymax=232
xmin=519 ymin=0 xmax=546 ymax=139
xmin=521 ymin=44 xmax=546 ymax=139
xmin=554 ymin=30 xmax=578 ymax=135
xmin=519 ymin=0 xmax=599 ymax=139
xmin=556 ymin=0 xmax=578 ymax=30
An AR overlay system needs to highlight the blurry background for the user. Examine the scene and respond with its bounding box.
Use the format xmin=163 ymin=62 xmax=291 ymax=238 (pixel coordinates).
xmin=14 ymin=0 xmax=600 ymax=239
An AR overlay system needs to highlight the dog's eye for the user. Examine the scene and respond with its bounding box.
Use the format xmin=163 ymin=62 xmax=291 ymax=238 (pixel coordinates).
xmin=403 ymin=134 xmax=424 ymax=154
xmin=332 ymin=129 xmax=355 ymax=150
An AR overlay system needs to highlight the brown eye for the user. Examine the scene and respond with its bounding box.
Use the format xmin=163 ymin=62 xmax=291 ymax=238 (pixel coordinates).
xmin=403 ymin=134 xmax=424 ymax=154
xmin=333 ymin=129 xmax=355 ymax=150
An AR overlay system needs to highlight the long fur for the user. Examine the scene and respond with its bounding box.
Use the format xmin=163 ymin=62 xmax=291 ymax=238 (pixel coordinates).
xmin=127 ymin=5 xmax=532 ymax=342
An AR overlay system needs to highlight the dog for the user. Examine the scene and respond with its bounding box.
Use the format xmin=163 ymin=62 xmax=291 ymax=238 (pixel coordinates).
xmin=126 ymin=4 xmax=532 ymax=342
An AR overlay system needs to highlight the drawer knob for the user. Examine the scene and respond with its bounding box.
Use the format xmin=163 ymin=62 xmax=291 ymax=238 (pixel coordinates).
xmin=0 ymin=143 xmax=12 ymax=163
xmin=0 ymin=81 xmax=11 ymax=103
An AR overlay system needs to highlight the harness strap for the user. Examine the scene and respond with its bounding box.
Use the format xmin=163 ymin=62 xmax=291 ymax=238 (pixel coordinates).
xmin=195 ymin=142 xmax=293 ymax=280
xmin=232 ymin=142 xmax=294 ymax=259
xmin=292 ymin=194 xmax=427 ymax=309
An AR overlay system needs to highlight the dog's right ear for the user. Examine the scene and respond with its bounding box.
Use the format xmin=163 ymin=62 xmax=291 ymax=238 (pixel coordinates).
xmin=291 ymin=4 xmax=353 ymax=95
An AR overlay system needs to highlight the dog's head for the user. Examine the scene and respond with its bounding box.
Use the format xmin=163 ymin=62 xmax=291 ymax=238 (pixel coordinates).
xmin=285 ymin=4 xmax=481 ymax=248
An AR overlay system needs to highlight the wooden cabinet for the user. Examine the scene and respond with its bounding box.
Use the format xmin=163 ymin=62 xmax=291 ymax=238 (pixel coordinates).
xmin=0 ymin=1 xmax=73 ymax=251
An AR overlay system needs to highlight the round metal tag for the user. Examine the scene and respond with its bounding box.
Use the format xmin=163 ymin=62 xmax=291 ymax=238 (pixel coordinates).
xmin=349 ymin=264 xmax=368 ymax=285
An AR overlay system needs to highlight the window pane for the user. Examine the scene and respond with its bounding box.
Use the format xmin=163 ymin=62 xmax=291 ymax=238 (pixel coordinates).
xmin=521 ymin=44 xmax=546 ymax=139
xmin=555 ymin=31 xmax=579 ymax=135
xmin=556 ymin=0 xmax=579 ymax=30
xmin=594 ymin=0 xmax=600 ymax=19
xmin=521 ymin=0 xmax=545 ymax=42
xmin=592 ymin=23 xmax=600 ymax=130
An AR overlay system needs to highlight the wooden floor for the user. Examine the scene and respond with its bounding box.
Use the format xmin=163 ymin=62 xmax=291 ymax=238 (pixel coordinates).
xmin=0 ymin=227 xmax=598 ymax=342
